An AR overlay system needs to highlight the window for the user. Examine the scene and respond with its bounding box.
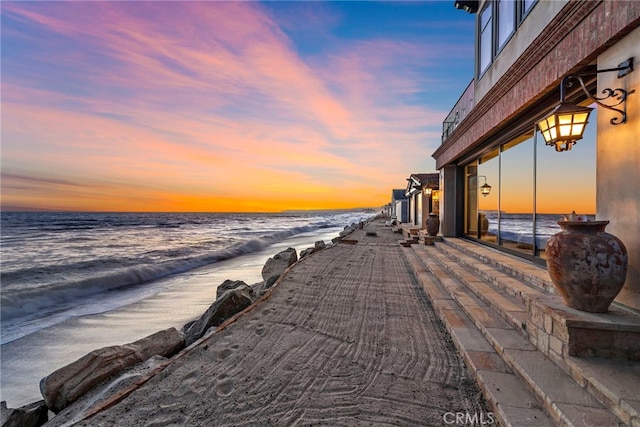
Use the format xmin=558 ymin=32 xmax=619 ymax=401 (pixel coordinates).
xmin=523 ymin=0 xmax=536 ymax=15
xmin=479 ymin=3 xmax=493 ymax=75
xmin=497 ymin=0 xmax=515 ymax=50
xmin=477 ymin=0 xmax=536 ymax=78
xmin=462 ymin=107 xmax=596 ymax=262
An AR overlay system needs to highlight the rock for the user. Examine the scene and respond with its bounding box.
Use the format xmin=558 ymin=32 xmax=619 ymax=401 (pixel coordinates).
xmin=314 ymin=240 xmax=326 ymax=250
xmin=300 ymin=248 xmax=315 ymax=259
xmin=250 ymin=281 xmax=266 ymax=296
xmin=184 ymin=286 xmax=256 ymax=347
xmin=332 ymin=236 xmax=342 ymax=244
xmin=339 ymin=226 xmax=356 ymax=237
xmin=261 ymin=247 xmax=297 ymax=288
xmin=44 ymin=356 xmax=167 ymax=426
xmin=40 ymin=328 xmax=184 ymax=413
xmin=1 ymin=400 xmax=48 ymax=427
xmin=216 ymin=279 xmax=249 ymax=299
xmin=181 ymin=320 xmax=196 ymax=334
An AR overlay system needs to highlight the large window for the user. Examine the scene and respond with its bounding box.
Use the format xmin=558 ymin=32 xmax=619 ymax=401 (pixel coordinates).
xmin=499 ymin=134 xmax=534 ymax=255
xmin=535 ymin=104 xmax=597 ymax=258
xmin=463 ymin=107 xmax=595 ymax=262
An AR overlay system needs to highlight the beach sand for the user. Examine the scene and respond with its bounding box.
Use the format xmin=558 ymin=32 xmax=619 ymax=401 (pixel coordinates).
xmin=49 ymin=219 xmax=488 ymax=426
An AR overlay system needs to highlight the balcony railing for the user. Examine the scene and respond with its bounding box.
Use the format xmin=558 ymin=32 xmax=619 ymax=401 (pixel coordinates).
xmin=442 ymin=79 xmax=474 ymax=143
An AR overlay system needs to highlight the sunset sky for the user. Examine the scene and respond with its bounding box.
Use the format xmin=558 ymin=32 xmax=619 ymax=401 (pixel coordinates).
xmin=1 ymin=1 xmax=475 ymax=212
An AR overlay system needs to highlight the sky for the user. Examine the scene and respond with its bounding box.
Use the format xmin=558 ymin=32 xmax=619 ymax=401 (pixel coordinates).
xmin=1 ymin=1 xmax=476 ymax=212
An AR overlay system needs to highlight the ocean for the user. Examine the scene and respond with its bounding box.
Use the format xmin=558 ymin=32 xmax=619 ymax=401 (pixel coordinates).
xmin=0 ymin=210 xmax=374 ymax=407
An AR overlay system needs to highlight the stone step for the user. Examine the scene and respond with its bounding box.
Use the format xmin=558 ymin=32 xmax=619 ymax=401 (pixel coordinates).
xmin=402 ymin=248 xmax=555 ymax=427
xmin=424 ymin=244 xmax=530 ymax=335
xmin=414 ymin=241 xmax=640 ymax=426
xmin=442 ymin=238 xmax=555 ymax=293
xmin=405 ymin=245 xmax=629 ymax=426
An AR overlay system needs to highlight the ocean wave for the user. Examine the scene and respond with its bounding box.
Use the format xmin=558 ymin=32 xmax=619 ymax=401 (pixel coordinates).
xmin=0 ymin=223 xmax=323 ymax=323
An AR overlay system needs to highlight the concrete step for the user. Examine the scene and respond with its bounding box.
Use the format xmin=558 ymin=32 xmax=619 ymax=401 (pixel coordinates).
xmin=442 ymin=238 xmax=555 ymax=293
xmin=435 ymin=240 xmax=640 ymax=362
xmin=405 ymin=245 xmax=633 ymax=426
xmin=402 ymin=248 xmax=555 ymax=427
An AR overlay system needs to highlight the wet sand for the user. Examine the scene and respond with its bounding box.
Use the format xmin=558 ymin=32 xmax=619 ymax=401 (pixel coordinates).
xmin=56 ymin=219 xmax=488 ymax=426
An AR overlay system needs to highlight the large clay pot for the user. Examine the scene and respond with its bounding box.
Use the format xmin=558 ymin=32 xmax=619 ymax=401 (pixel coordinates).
xmin=545 ymin=221 xmax=627 ymax=313
xmin=426 ymin=213 xmax=440 ymax=237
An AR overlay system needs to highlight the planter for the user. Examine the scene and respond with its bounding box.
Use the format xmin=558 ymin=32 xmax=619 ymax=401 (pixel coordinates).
xmin=426 ymin=213 xmax=440 ymax=237
xmin=545 ymin=221 xmax=627 ymax=313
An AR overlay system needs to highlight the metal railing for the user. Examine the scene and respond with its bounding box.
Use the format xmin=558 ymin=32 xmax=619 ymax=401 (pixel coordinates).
xmin=442 ymin=79 xmax=475 ymax=143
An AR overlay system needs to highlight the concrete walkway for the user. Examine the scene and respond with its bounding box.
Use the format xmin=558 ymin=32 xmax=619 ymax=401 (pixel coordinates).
xmin=69 ymin=219 xmax=488 ymax=426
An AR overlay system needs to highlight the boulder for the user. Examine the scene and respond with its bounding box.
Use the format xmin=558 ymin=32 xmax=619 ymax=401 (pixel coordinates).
xmin=250 ymin=281 xmax=266 ymax=297
xmin=261 ymin=247 xmax=297 ymax=288
xmin=314 ymin=240 xmax=326 ymax=250
xmin=216 ymin=279 xmax=249 ymax=299
xmin=300 ymin=248 xmax=315 ymax=259
xmin=339 ymin=226 xmax=356 ymax=237
xmin=184 ymin=285 xmax=256 ymax=347
xmin=40 ymin=327 xmax=184 ymax=413
xmin=1 ymin=400 xmax=48 ymax=427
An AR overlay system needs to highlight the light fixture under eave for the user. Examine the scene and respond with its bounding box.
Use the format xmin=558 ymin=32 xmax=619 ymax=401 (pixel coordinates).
xmin=454 ymin=0 xmax=478 ymax=13
xmin=538 ymin=57 xmax=634 ymax=152
xmin=538 ymin=102 xmax=593 ymax=152
xmin=423 ymin=186 xmax=433 ymax=196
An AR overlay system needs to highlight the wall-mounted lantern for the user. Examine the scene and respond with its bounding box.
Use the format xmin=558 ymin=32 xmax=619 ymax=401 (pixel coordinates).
xmin=538 ymin=57 xmax=634 ymax=152
xmin=422 ymin=176 xmax=439 ymax=197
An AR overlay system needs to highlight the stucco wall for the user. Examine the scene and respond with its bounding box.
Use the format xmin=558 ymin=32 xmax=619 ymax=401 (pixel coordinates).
xmin=597 ymin=27 xmax=640 ymax=311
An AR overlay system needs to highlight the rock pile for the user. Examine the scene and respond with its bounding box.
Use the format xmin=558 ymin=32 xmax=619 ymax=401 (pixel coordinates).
xmin=2 ymin=221 xmax=364 ymax=426
xmin=40 ymin=328 xmax=184 ymax=414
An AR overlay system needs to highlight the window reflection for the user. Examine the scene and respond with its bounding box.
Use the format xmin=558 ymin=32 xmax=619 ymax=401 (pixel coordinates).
xmin=500 ymin=134 xmax=534 ymax=255
xmin=478 ymin=149 xmax=499 ymax=243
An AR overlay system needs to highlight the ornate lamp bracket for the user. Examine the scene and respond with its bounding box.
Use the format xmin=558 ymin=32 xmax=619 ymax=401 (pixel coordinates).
xmin=562 ymin=57 xmax=635 ymax=125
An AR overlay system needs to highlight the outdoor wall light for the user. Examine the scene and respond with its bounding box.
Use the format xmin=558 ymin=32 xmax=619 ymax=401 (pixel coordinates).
xmin=478 ymin=176 xmax=491 ymax=197
xmin=538 ymin=57 xmax=634 ymax=152
xmin=422 ymin=177 xmax=439 ymax=197
xmin=454 ymin=0 xmax=478 ymax=14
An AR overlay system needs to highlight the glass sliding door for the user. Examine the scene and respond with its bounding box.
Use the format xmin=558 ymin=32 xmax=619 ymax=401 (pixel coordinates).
xmin=499 ymin=133 xmax=534 ymax=255
xmin=478 ymin=148 xmax=499 ymax=243
xmin=465 ymin=149 xmax=499 ymax=241
xmin=535 ymin=105 xmax=597 ymax=258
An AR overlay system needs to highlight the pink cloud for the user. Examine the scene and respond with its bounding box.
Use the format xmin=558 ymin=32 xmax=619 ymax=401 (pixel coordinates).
xmin=2 ymin=1 xmax=458 ymax=210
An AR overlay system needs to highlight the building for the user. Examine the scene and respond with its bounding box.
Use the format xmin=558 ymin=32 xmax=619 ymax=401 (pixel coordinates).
xmin=404 ymin=173 xmax=440 ymax=229
xmin=390 ymin=189 xmax=409 ymax=223
xmin=435 ymin=0 xmax=640 ymax=311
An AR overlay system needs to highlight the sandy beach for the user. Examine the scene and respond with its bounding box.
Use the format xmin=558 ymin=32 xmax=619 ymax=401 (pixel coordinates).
xmin=45 ymin=219 xmax=488 ymax=426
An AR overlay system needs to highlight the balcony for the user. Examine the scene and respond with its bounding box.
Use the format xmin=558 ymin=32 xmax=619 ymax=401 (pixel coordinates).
xmin=441 ymin=79 xmax=474 ymax=143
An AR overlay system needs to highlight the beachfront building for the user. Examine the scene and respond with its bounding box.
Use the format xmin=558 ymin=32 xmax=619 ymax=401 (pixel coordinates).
xmin=390 ymin=189 xmax=409 ymax=223
xmin=404 ymin=173 xmax=440 ymax=229
xmin=435 ymin=0 xmax=640 ymax=311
